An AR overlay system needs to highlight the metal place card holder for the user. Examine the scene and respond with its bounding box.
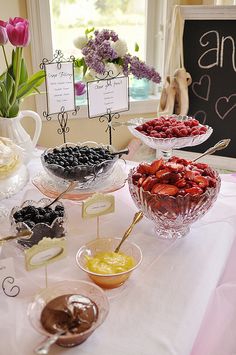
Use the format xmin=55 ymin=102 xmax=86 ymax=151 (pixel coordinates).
xmin=87 ymin=70 xmax=130 ymax=145
xmin=40 ymin=50 xmax=80 ymax=144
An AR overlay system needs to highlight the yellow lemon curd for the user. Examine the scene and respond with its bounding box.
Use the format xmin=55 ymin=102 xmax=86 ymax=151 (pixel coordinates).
xmin=86 ymin=251 xmax=135 ymax=274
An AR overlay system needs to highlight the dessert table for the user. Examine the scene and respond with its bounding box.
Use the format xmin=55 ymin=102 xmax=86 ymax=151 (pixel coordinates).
xmin=1 ymin=150 xmax=236 ymax=355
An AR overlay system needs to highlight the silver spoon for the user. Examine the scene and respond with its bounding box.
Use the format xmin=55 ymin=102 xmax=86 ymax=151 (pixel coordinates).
xmin=114 ymin=211 xmax=143 ymax=253
xmin=34 ymin=316 xmax=89 ymax=355
xmin=193 ymin=139 xmax=231 ymax=162
xmin=0 ymin=229 xmax=32 ymax=245
xmin=45 ymin=180 xmax=77 ymax=208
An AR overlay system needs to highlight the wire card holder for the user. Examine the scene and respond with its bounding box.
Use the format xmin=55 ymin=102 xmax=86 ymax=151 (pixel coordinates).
xmin=40 ymin=50 xmax=80 ymax=144
xmin=87 ymin=70 xmax=130 ymax=145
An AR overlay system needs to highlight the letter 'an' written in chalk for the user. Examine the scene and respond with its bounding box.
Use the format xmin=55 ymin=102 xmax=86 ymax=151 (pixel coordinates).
xmin=198 ymin=30 xmax=236 ymax=72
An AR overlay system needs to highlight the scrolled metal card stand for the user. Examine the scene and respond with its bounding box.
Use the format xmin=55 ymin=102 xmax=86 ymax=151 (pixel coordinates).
xmin=40 ymin=50 xmax=80 ymax=144
xmin=87 ymin=70 xmax=129 ymax=145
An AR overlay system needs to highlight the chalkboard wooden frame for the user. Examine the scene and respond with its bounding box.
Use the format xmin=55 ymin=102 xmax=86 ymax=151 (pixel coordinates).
xmin=180 ymin=5 xmax=236 ymax=20
xmin=179 ymin=5 xmax=236 ymax=166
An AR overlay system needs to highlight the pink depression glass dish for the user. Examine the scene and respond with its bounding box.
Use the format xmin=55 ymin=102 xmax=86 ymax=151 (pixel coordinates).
xmin=128 ymin=116 xmax=213 ymax=152
xmin=128 ymin=167 xmax=221 ymax=239
xmin=27 ymin=280 xmax=109 ymax=347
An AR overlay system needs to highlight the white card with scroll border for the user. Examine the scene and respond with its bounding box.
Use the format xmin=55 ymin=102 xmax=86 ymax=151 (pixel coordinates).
xmin=45 ymin=62 xmax=75 ymax=114
xmin=25 ymin=237 xmax=67 ymax=271
xmin=87 ymin=76 xmax=129 ymax=117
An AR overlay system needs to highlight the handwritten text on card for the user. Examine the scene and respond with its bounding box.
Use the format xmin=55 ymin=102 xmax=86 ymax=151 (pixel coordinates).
xmin=87 ymin=76 xmax=129 ymax=117
xmin=45 ymin=62 xmax=75 ymax=114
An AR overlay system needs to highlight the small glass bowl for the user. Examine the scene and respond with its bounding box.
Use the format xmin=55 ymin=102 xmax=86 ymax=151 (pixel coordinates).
xmin=128 ymin=116 xmax=213 ymax=158
xmin=10 ymin=198 xmax=66 ymax=249
xmin=128 ymin=166 xmax=221 ymax=239
xmin=27 ymin=280 xmax=109 ymax=347
xmin=41 ymin=141 xmax=120 ymax=189
xmin=76 ymin=238 xmax=142 ymax=289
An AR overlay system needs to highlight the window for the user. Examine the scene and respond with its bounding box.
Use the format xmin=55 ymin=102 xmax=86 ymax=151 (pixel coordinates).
xmin=50 ymin=0 xmax=146 ymax=60
xmin=27 ymin=0 xmax=168 ymax=117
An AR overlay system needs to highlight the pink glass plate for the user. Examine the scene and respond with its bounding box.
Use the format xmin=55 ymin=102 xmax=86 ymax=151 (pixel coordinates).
xmin=32 ymin=160 xmax=127 ymax=201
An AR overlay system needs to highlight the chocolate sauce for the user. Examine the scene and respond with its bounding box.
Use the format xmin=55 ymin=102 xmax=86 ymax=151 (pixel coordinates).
xmin=41 ymin=294 xmax=98 ymax=335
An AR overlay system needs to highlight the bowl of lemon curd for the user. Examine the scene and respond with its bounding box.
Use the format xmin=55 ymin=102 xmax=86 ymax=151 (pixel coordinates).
xmin=76 ymin=238 xmax=142 ymax=289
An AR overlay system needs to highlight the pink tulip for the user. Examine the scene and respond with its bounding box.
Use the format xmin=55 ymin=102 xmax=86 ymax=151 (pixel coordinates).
xmin=0 ymin=20 xmax=8 ymax=45
xmin=6 ymin=17 xmax=30 ymax=47
xmin=75 ymin=81 xmax=86 ymax=96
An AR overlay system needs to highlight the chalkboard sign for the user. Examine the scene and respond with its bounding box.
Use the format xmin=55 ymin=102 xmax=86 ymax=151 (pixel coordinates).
xmin=182 ymin=9 xmax=236 ymax=158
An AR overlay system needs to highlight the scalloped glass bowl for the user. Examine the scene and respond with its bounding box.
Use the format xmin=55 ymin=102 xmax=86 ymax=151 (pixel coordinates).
xmin=10 ymin=198 xmax=66 ymax=248
xmin=76 ymin=238 xmax=142 ymax=289
xmin=27 ymin=280 xmax=109 ymax=347
xmin=41 ymin=141 xmax=119 ymax=189
xmin=128 ymin=166 xmax=221 ymax=239
xmin=128 ymin=116 xmax=213 ymax=154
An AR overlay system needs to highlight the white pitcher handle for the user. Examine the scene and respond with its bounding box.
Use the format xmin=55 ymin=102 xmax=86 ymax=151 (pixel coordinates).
xmin=20 ymin=110 xmax=42 ymax=148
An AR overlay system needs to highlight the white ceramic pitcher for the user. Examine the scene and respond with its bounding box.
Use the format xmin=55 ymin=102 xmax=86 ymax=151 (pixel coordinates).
xmin=0 ymin=110 xmax=42 ymax=164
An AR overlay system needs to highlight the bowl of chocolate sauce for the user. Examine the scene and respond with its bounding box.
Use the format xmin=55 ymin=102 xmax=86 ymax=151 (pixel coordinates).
xmin=28 ymin=280 xmax=109 ymax=347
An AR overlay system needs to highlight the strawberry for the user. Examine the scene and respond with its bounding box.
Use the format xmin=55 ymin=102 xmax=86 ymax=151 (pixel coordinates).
xmin=185 ymin=186 xmax=203 ymax=196
xmin=138 ymin=177 xmax=146 ymax=187
xmin=151 ymin=183 xmax=167 ymax=194
xmin=207 ymin=176 xmax=217 ymax=187
xmin=137 ymin=163 xmax=151 ymax=174
xmin=132 ymin=172 xmax=142 ymax=181
xmin=149 ymin=159 xmax=163 ymax=174
xmin=185 ymin=170 xmax=197 ymax=180
xmin=155 ymin=168 xmax=171 ymax=180
xmin=194 ymin=175 xmax=209 ymax=188
xmin=165 ymin=162 xmax=184 ymax=172
xmin=142 ymin=176 xmax=158 ymax=191
xmin=195 ymin=162 xmax=208 ymax=170
xmin=158 ymin=184 xmax=179 ymax=196
xmin=175 ymin=178 xmax=187 ymax=188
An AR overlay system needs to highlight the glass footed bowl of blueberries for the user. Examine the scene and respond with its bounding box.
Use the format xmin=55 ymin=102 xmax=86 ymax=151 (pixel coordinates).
xmin=10 ymin=198 xmax=66 ymax=249
xmin=41 ymin=141 xmax=120 ymax=189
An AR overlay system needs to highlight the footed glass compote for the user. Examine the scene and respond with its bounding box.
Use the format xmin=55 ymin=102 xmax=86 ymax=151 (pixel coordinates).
xmin=128 ymin=116 xmax=213 ymax=160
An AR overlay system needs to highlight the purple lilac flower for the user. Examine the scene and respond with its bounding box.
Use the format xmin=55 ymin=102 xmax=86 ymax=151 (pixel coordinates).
xmin=123 ymin=55 xmax=161 ymax=84
xmin=79 ymin=29 xmax=161 ymax=83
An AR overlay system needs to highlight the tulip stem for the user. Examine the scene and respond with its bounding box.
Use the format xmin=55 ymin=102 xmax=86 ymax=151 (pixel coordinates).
xmin=7 ymin=47 xmax=22 ymax=116
xmin=1 ymin=46 xmax=9 ymax=69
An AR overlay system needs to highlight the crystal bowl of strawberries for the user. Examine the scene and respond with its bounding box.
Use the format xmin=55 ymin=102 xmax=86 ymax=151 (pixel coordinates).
xmin=128 ymin=157 xmax=220 ymax=239
xmin=128 ymin=116 xmax=213 ymax=155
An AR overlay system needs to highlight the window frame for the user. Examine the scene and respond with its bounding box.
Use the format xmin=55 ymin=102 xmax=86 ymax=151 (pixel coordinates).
xmin=26 ymin=0 xmax=167 ymax=119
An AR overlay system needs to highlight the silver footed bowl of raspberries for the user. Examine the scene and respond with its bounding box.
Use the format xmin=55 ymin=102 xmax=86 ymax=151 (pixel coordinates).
xmin=128 ymin=116 xmax=213 ymax=151
xmin=128 ymin=157 xmax=221 ymax=239
xmin=10 ymin=198 xmax=66 ymax=248
xmin=41 ymin=141 xmax=120 ymax=188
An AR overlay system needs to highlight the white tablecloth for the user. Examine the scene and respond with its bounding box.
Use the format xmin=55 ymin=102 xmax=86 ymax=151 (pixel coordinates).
xmin=1 ymin=154 xmax=236 ymax=355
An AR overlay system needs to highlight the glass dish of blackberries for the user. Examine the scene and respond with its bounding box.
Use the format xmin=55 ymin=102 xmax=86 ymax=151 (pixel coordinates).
xmin=10 ymin=198 xmax=66 ymax=249
xmin=41 ymin=141 xmax=121 ymax=189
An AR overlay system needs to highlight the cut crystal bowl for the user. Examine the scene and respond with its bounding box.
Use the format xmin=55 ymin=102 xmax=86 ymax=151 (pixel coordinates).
xmin=41 ymin=141 xmax=120 ymax=189
xmin=10 ymin=198 xmax=66 ymax=248
xmin=128 ymin=117 xmax=213 ymax=157
xmin=128 ymin=166 xmax=221 ymax=239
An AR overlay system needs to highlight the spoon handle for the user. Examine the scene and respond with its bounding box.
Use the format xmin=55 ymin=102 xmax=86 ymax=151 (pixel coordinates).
xmin=110 ymin=148 xmax=129 ymax=156
xmin=34 ymin=330 xmax=65 ymax=355
xmin=193 ymin=139 xmax=231 ymax=162
xmin=115 ymin=211 xmax=143 ymax=253
xmin=45 ymin=181 xmax=77 ymax=208
xmin=0 ymin=230 xmax=32 ymax=244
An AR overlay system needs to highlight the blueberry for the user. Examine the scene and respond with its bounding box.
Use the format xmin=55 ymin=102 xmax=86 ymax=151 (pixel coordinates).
xmin=13 ymin=211 xmax=22 ymax=220
xmin=24 ymin=220 xmax=35 ymax=229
